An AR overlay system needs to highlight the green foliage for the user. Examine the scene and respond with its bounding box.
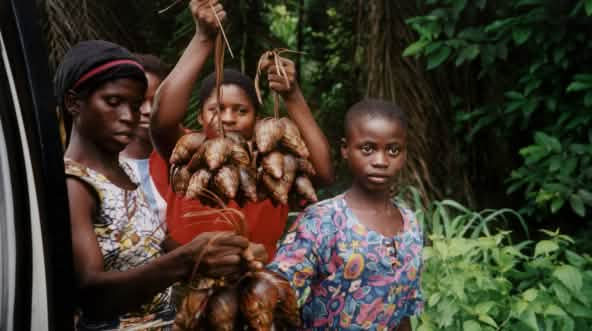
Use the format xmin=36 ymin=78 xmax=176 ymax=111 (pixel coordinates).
xmin=409 ymin=186 xmax=528 ymax=240
xmin=404 ymin=0 xmax=592 ymax=219
xmin=411 ymin=196 xmax=592 ymax=330
xmin=266 ymin=4 xmax=298 ymax=49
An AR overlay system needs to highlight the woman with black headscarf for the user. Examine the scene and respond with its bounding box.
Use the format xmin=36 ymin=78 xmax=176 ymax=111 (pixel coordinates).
xmin=56 ymin=40 xmax=262 ymax=330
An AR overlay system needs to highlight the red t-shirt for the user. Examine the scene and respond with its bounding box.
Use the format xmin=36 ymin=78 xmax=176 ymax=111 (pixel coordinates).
xmin=149 ymin=151 xmax=289 ymax=259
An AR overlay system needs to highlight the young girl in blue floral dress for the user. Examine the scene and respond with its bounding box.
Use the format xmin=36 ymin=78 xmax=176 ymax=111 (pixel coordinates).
xmin=268 ymin=99 xmax=424 ymax=330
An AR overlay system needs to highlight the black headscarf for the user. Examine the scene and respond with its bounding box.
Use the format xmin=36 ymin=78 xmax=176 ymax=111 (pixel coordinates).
xmin=54 ymin=40 xmax=147 ymax=111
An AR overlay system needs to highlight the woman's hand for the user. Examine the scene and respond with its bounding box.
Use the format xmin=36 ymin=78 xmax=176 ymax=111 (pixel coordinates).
xmin=189 ymin=0 xmax=226 ymax=38
xmin=242 ymin=243 xmax=269 ymax=270
xmin=183 ymin=231 xmax=249 ymax=278
xmin=261 ymin=55 xmax=300 ymax=100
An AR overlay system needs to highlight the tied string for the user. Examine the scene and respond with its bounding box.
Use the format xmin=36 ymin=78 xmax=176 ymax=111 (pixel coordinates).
xmin=214 ymin=31 xmax=225 ymax=137
xmin=158 ymin=0 xmax=234 ymax=59
xmin=255 ymin=49 xmax=303 ymax=119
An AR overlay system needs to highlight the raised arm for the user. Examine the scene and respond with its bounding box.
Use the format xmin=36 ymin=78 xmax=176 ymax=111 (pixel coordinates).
xmin=150 ymin=0 xmax=224 ymax=161
xmin=67 ymin=178 xmax=249 ymax=319
xmin=265 ymin=58 xmax=335 ymax=186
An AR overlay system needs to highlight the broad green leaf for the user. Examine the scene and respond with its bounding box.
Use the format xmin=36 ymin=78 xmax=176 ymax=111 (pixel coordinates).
xmin=468 ymin=115 xmax=496 ymax=140
xmin=551 ymin=197 xmax=565 ymax=214
xmin=567 ymin=81 xmax=592 ymax=93
xmin=561 ymin=317 xmax=575 ymax=331
xmin=478 ymin=314 xmax=498 ymax=328
xmin=428 ymin=293 xmax=441 ymax=307
xmin=565 ymin=250 xmax=586 ymax=268
xmin=545 ymin=304 xmax=568 ymax=317
xmin=485 ymin=18 xmax=515 ymax=33
xmin=534 ymin=131 xmax=561 ymax=152
xmin=553 ymin=265 xmax=583 ymax=294
xmin=520 ymin=308 xmax=538 ymax=331
xmin=437 ymin=298 xmax=459 ymax=327
xmin=586 ymin=0 xmax=592 ymax=16
xmin=534 ymin=240 xmax=559 ymax=256
xmin=560 ymin=158 xmax=578 ymax=177
xmin=427 ymin=45 xmax=451 ymax=70
xmin=475 ymin=301 xmax=496 ymax=315
xmin=463 ymin=320 xmax=481 ymax=331
xmin=548 ymin=156 xmax=562 ymax=172
xmin=451 ymin=275 xmax=466 ymax=301
xmin=425 ymin=42 xmax=442 ymax=55
xmin=522 ymin=288 xmax=538 ymax=301
xmin=513 ymin=300 xmax=529 ymax=316
xmin=403 ymin=40 xmax=429 ymax=57
xmin=463 ymin=45 xmax=480 ymax=61
xmin=452 ymin=0 xmax=467 ymax=13
xmin=569 ymin=194 xmax=586 ymax=217
xmin=551 ymin=282 xmax=572 ymax=305
xmin=505 ymin=91 xmax=524 ymax=100
xmin=513 ymin=27 xmax=531 ymax=45
xmin=567 ymin=301 xmax=592 ymax=318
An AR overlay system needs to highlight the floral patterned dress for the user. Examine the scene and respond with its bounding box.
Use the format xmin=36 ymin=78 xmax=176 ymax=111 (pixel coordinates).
xmin=65 ymin=159 xmax=174 ymax=331
xmin=268 ymin=194 xmax=424 ymax=330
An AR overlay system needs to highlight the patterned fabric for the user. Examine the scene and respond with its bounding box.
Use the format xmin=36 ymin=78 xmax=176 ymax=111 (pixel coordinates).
xmin=120 ymin=156 xmax=167 ymax=224
xmin=268 ymin=194 xmax=424 ymax=331
xmin=65 ymin=158 xmax=174 ymax=330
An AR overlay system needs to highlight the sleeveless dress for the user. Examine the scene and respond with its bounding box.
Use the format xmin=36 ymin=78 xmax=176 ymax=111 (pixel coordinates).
xmin=65 ymin=158 xmax=174 ymax=331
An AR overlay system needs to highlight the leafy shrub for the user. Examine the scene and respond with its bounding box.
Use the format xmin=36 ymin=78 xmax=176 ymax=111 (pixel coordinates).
xmin=410 ymin=195 xmax=592 ymax=330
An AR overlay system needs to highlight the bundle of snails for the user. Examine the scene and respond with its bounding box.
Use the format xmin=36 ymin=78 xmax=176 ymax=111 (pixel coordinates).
xmin=171 ymin=209 xmax=299 ymax=331
xmin=172 ymin=268 xmax=300 ymax=331
xmin=253 ymin=117 xmax=317 ymax=206
xmin=169 ymin=130 xmax=258 ymax=206
xmin=253 ymin=49 xmax=318 ymax=206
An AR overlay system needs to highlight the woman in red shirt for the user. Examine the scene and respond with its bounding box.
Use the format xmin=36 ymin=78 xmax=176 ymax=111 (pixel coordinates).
xmin=150 ymin=0 xmax=334 ymax=259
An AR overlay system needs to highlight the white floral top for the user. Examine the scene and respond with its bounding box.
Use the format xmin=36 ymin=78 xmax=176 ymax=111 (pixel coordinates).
xmin=65 ymin=158 xmax=173 ymax=330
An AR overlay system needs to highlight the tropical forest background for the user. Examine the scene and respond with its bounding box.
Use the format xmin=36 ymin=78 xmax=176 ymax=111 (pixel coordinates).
xmin=41 ymin=0 xmax=592 ymax=329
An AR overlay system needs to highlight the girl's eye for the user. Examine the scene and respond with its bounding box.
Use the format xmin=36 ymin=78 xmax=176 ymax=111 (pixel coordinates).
xmin=360 ymin=145 xmax=374 ymax=154
xmin=388 ymin=146 xmax=401 ymax=156
xmin=106 ymin=96 xmax=121 ymax=106
xmin=238 ymin=108 xmax=248 ymax=115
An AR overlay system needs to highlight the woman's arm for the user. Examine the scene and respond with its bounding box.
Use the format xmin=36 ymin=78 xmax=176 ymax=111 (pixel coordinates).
xmin=266 ymin=58 xmax=335 ymax=186
xmin=68 ymin=178 xmax=248 ymax=320
xmin=150 ymin=0 xmax=224 ymax=161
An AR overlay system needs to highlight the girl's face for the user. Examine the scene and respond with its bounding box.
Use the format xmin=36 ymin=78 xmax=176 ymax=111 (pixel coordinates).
xmin=198 ymin=84 xmax=257 ymax=139
xmin=135 ymin=72 xmax=162 ymax=142
xmin=341 ymin=115 xmax=407 ymax=194
xmin=72 ymin=78 xmax=145 ymax=153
